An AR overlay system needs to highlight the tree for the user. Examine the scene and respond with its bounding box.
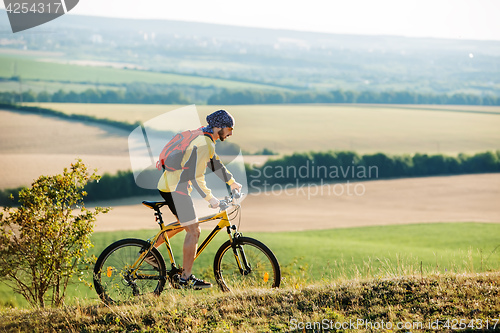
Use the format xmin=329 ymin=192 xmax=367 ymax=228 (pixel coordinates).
xmin=37 ymin=91 xmax=52 ymax=102
xmin=21 ymin=90 xmax=37 ymax=102
xmin=81 ymin=88 xmax=102 ymax=103
xmin=0 ymin=160 xmax=109 ymax=307
xmin=64 ymin=91 xmax=81 ymax=103
xmin=265 ymin=91 xmax=286 ymax=104
xmin=51 ymin=89 xmax=67 ymax=102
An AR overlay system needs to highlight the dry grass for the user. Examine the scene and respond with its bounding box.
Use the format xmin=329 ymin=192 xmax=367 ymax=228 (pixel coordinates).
xmin=24 ymin=103 xmax=500 ymax=155
xmin=1 ymin=272 xmax=499 ymax=332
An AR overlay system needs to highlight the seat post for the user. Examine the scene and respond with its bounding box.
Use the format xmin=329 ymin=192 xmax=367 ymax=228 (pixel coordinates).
xmin=154 ymin=209 xmax=164 ymax=227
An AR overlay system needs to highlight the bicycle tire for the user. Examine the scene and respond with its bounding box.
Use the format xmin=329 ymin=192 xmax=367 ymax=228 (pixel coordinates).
xmin=93 ymin=238 xmax=167 ymax=304
xmin=213 ymin=237 xmax=281 ymax=292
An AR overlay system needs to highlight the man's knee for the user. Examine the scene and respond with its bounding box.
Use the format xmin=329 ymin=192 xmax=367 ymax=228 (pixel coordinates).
xmin=184 ymin=221 xmax=200 ymax=237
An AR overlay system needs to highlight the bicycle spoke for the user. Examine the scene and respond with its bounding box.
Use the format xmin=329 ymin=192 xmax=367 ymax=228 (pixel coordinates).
xmin=214 ymin=237 xmax=280 ymax=291
xmin=94 ymin=239 xmax=166 ymax=304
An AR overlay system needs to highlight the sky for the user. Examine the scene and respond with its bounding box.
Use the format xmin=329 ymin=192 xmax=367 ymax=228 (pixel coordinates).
xmin=2 ymin=0 xmax=500 ymax=41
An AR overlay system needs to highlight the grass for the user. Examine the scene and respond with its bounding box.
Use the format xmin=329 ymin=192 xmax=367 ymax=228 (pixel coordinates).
xmin=1 ymin=272 xmax=499 ymax=332
xmin=24 ymin=103 xmax=500 ymax=155
xmin=245 ymin=222 xmax=500 ymax=282
xmin=1 ymin=222 xmax=499 ymax=309
xmin=0 ymin=55 xmax=285 ymax=91
xmin=0 ymin=80 xmax=123 ymax=94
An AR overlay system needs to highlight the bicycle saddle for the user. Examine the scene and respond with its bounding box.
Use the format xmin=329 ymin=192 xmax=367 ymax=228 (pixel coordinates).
xmin=142 ymin=200 xmax=167 ymax=210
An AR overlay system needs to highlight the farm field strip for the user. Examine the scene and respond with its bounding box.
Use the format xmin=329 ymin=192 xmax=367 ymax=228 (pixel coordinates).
xmin=0 ymin=55 xmax=284 ymax=91
xmin=24 ymin=103 xmax=500 ymax=155
xmin=90 ymin=173 xmax=500 ymax=233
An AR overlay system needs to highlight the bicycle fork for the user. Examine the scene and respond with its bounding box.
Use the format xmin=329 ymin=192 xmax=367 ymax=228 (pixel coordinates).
xmin=229 ymin=230 xmax=252 ymax=276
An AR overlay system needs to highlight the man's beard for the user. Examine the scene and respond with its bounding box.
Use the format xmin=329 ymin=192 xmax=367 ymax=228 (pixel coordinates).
xmin=218 ymin=128 xmax=226 ymax=141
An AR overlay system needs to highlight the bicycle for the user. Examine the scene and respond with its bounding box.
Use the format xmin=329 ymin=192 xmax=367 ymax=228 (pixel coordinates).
xmin=93 ymin=192 xmax=281 ymax=304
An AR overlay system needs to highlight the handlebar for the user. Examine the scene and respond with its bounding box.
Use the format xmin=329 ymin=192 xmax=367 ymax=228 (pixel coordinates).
xmin=232 ymin=189 xmax=242 ymax=199
xmin=218 ymin=191 xmax=244 ymax=211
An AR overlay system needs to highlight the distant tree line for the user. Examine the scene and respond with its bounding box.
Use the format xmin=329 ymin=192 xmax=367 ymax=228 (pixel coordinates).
xmin=247 ymin=151 xmax=500 ymax=187
xmin=1 ymin=150 xmax=499 ymax=206
xmin=0 ymin=88 xmax=190 ymax=105
xmin=208 ymin=89 xmax=500 ymax=105
xmin=1 ymin=87 xmax=499 ymax=105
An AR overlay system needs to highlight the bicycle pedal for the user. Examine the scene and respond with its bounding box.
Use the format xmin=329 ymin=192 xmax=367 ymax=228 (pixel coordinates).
xmin=169 ymin=274 xmax=182 ymax=289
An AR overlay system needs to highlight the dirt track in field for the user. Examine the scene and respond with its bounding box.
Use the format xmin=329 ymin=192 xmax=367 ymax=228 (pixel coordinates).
xmin=92 ymin=173 xmax=500 ymax=232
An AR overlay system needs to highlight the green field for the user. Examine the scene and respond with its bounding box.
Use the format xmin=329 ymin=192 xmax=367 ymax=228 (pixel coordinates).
xmin=0 ymin=80 xmax=122 ymax=94
xmin=0 ymin=55 xmax=284 ymax=91
xmin=1 ymin=222 xmax=498 ymax=308
xmin=25 ymin=103 xmax=500 ymax=155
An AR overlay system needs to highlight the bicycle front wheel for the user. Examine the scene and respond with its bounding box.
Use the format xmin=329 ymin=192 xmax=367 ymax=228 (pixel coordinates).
xmin=214 ymin=237 xmax=281 ymax=292
xmin=93 ymin=238 xmax=167 ymax=304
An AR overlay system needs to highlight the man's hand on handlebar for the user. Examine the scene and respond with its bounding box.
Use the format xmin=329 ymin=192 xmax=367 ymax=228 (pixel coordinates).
xmin=209 ymin=189 xmax=244 ymax=210
xmin=209 ymin=197 xmax=220 ymax=209
xmin=230 ymin=181 xmax=242 ymax=194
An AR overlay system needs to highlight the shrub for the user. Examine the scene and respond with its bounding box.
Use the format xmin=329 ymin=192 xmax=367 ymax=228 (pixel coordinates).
xmin=0 ymin=160 xmax=109 ymax=307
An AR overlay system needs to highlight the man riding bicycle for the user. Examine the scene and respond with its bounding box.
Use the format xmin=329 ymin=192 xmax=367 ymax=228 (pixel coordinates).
xmin=152 ymin=109 xmax=242 ymax=289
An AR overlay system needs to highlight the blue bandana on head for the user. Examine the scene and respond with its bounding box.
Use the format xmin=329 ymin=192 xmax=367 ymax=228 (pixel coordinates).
xmin=201 ymin=126 xmax=213 ymax=134
xmin=206 ymin=110 xmax=235 ymax=129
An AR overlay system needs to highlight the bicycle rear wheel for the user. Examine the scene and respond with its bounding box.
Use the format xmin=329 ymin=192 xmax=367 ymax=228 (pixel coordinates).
xmin=93 ymin=238 xmax=167 ymax=304
xmin=213 ymin=237 xmax=281 ymax=292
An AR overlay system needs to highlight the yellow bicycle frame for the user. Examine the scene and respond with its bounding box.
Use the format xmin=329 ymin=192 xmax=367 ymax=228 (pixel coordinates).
xmin=132 ymin=204 xmax=237 ymax=274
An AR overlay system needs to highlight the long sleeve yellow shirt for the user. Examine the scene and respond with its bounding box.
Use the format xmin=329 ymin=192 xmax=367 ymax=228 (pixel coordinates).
xmin=157 ymin=133 xmax=235 ymax=201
